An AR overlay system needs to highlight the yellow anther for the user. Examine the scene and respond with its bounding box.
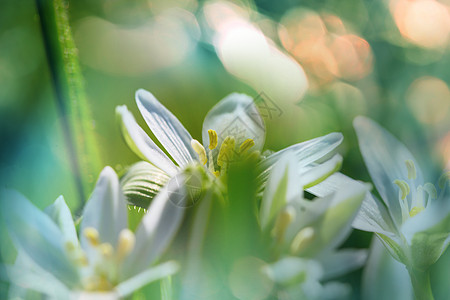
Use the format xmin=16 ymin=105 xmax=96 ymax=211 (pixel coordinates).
xmin=217 ymin=136 xmax=236 ymax=167
xmin=208 ymin=129 xmax=218 ymax=150
xmin=191 ymin=139 xmax=207 ymax=165
xmin=438 ymin=171 xmax=450 ymax=189
xmin=405 ymin=160 xmax=417 ymax=180
xmin=84 ymin=227 xmax=100 ymax=246
xmin=117 ymin=229 xmax=135 ymax=259
xmin=423 ymin=183 xmax=437 ymax=199
xmin=99 ymin=243 xmax=114 ymax=258
xmin=272 ymin=207 xmax=295 ymax=243
xmin=239 ymin=138 xmax=255 ymax=154
xmin=65 ymin=241 xmax=76 ymax=252
xmin=409 ymin=206 xmax=425 ymax=217
xmin=78 ymin=254 xmax=89 ymax=266
xmin=394 ymin=179 xmax=410 ymax=200
xmin=213 ymin=171 xmax=220 ymax=177
xmin=290 ymin=227 xmax=315 ymax=254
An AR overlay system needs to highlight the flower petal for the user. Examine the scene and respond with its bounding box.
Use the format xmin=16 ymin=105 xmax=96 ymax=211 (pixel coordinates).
xmin=362 ymin=238 xmax=413 ymax=300
xmin=122 ymin=172 xmax=188 ymax=278
xmin=0 ymin=189 xmax=78 ymax=287
xmin=287 ymin=180 xmax=369 ymax=255
xmin=116 ymin=261 xmax=179 ymax=298
xmin=262 ymin=257 xmax=322 ymax=285
xmin=80 ymin=167 xmax=127 ymax=248
xmin=44 ymin=196 xmax=78 ymax=247
xmin=136 ymin=89 xmax=196 ymax=167
xmin=1 ymin=251 xmax=70 ymax=298
xmin=261 ymin=132 xmax=343 ymax=170
xmin=299 ymin=154 xmax=343 ymax=189
xmin=202 ymin=93 xmax=265 ymax=159
xmin=260 ymin=151 xmax=299 ymax=229
xmin=120 ymin=161 xmax=171 ymax=208
xmin=353 ymin=116 xmax=423 ymax=225
xmin=116 ymin=105 xmax=178 ymax=176
xmin=318 ymin=249 xmax=368 ymax=280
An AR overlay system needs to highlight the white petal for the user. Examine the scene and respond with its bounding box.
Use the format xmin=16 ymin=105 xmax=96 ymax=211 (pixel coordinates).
xmin=136 ymin=89 xmax=196 ymax=167
xmin=0 ymin=189 xmax=79 ymax=287
xmin=80 ymin=167 xmax=127 ymax=248
xmin=262 ymin=257 xmax=322 ymax=284
xmin=122 ymin=173 xmax=188 ymax=278
xmin=2 ymin=251 xmax=70 ymax=298
xmin=116 ymin=261 xmax=179 ymax=298
xmin=116 ymin=105 xmax=178 ymax=176
xmin=261 ymin=132 xmax=343 ymax=170
xmin=260 ymin=151 xmax=299 ymax=229
xmin=202 ymin=93 xmax=265 ymax=160
xmin=299 ymin=154 xmax=343 ymax=189
xmin=362 ymin=238 xmax=413 ymax=300
xmin=318 ymin=249 xmax=368 ymax=280
xmin=44 ymin=196 xmax=79 ymax=246
xmin=353 ymin=116 xmax=423 ymax=226
xmin=287 ymin=180 xmax=369 ymax=255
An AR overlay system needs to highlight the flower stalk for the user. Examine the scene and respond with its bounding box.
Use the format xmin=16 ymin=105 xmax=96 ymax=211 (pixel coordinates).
xmin=36 ymin=0 xmax=102 ymax=205
xmin=407 ymin=267 xmax=434 ymax=300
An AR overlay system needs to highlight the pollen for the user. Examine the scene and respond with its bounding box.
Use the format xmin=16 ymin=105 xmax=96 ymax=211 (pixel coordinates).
xmin=394 ymin=179 xmax=410 ymax=200
xmin=84 ymin=227 xmax=100 ymax=246
xmin=272 ymin=207 xmax=295 ymax=243
xmin=208 ymin=129 xmax=218 ymax=150
xmin=217 ymin=136 xmax=236 ymax=167
xmin=191 ymin=139 xmax=207 ymax=165
xmin=99 ymin=243 xmax=114 ymax=258
xmin=405 ymin=160 xmax=417 ymax=180
xmin=117 ymin=229 xmax=136 ymax=260
xmin=239 ymin=139 xmax=255 ymax=154
xmin=409 ymin=206 xmax=424 ymax=217
xmin=290 ymin=227 xmax=315 ymax=254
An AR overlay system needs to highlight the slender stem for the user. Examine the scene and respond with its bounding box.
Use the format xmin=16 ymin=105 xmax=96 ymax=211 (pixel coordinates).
xmin=407 ymin=267 xmax=434 ymax=300
xmin=35 ymin=0 xmax=102 ymax=208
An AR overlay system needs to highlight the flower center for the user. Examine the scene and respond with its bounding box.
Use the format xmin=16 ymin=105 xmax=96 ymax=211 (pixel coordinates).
xmin=66 ymin=227 xmax=136 ymax=291
xmin=393 ymin=160 xmax=439 ymax=222
xmin=191 ymin=129 xmax=256 ymax=177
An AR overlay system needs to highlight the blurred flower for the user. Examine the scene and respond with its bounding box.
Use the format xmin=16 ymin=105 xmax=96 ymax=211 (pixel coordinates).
xmin=1 ymin=166 xmax=187 ymax=299
xmin=117 ymin=89 xmax=343 ymax=207
xmin=353 ymin=116 xmax=450 ymax=298
xmin=259 ymin=151 xmax=369 ymax=299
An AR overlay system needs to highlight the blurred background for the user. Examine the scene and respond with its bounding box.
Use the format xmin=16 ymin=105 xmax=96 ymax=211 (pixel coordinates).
xmin=0 ymin=0 xmax=449 ymax=298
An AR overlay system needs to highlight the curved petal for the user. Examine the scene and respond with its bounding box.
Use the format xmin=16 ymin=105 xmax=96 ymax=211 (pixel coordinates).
xmin=258 ymin=133 xmax=343 ymax=190
xmin=260 ymin=151 xmax=299 ymax=229
xmin=120 ymin=161 xmax=171 ymax=208
xmin=0 ymin=189 xmax=79 ymax=287
xmin=122 ymin=172 xmax=188 ymax=278
xmin=116 ymin=105 xmax=178 ymax=176
xmin=136 ymin=89 xmax=196 ymax=167
xmin=202 ymin=93 xmax=265 ymax=159
xmin=80 ymin=167 xmax=127 ymax=248
xmin=319 ymin=249 xmax=368 ymax=280
xmin=263 ymin=257 xmax=322 ymax=285
xmin=353 ymin=116 xmax=423 ymax=226
xmin=44 ymin=196 xmax=78 ymax=247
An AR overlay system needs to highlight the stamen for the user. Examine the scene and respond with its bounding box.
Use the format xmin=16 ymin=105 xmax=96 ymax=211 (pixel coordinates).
xmin=409 ymin=206 xmax=424 ymax=217
xmin=438 ymin=171 xmax=450 ymax=189
xmin=208 ymin=129 xmax=218 ymax=150
xmin=239 ymin=139 xmax=255 ymax=154
xmin=272 ymin=207 xmax=295 ymax=243
xmin=84 ymin=227 xmax=100 ymax=246
xmin=423 ymin=183 xmax=437 ymax=200
xmin=117 ymin=229 xmax=135 ymax=259
xmin=217 ymin=136 xmax=236 ymax=167
xmin=191 ymin=139 xmax=207 ymax=165
xmin=290 ymin=227 xmax=315 ymax=254
xmin=405 ymin=160 xmax=417 ymax=180
xmin=394 ymin=179 xmax=410 ymax=200
xmin=99 ymin=243 xmax=114 ymax=258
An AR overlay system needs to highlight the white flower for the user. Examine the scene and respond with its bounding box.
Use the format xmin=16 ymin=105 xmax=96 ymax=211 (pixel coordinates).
xmin=259 ymin=151 xmax=370 ymax=299
xmin=116 ymin=89 xmax=343 ymax=205
xmin=1 ymin=166 xmax=188 ymax=299
xmin=352 ymin=116 xmax=450 ymax=271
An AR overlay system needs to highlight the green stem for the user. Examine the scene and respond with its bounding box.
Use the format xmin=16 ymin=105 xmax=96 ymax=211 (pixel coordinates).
xmin=36 ymin=0 xmax=102 ymax=207
xmin=407 ymin=267 xmax=434 ymax=300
